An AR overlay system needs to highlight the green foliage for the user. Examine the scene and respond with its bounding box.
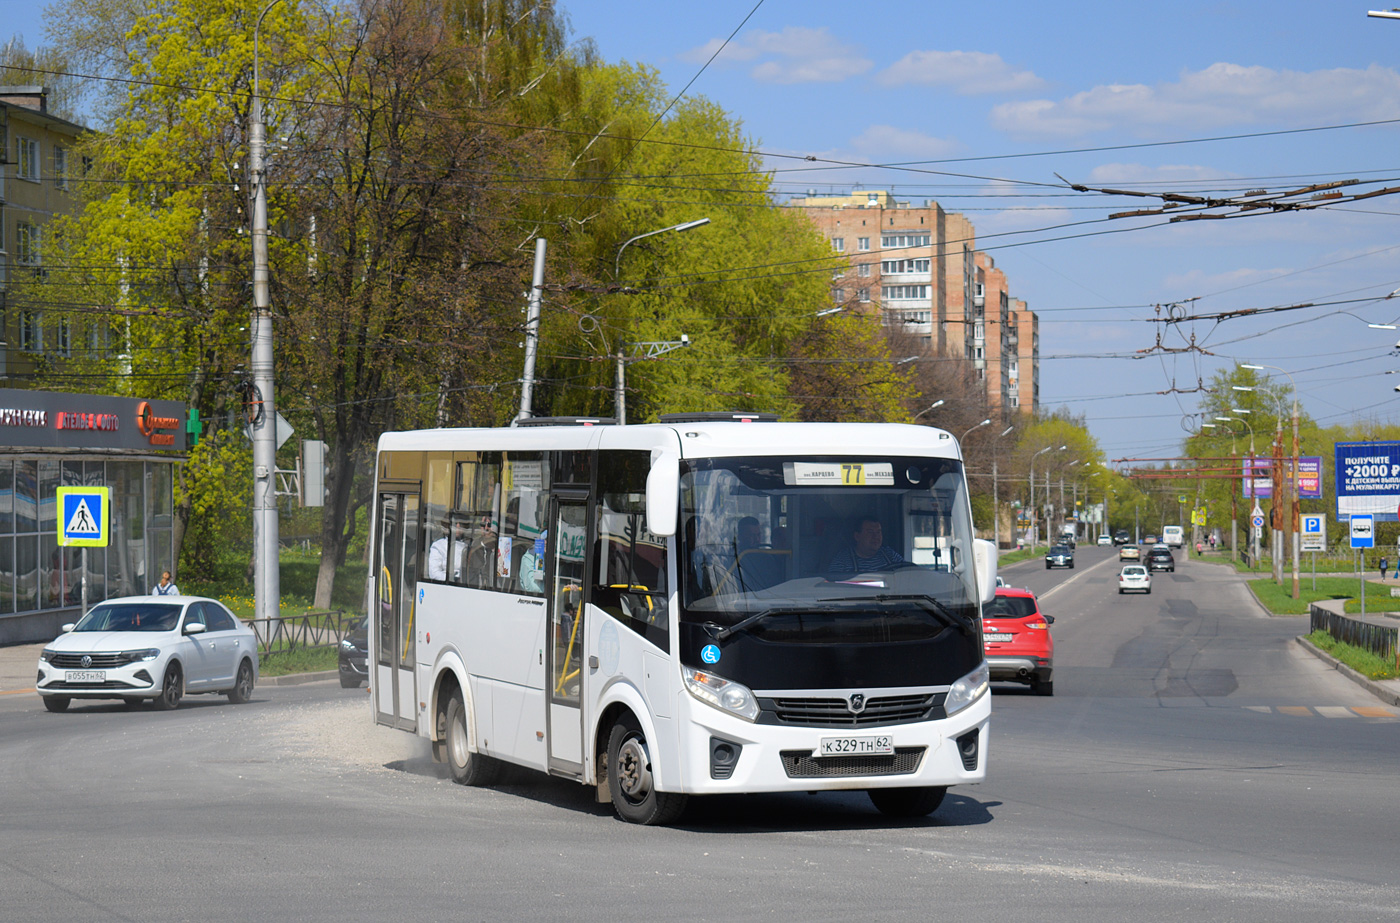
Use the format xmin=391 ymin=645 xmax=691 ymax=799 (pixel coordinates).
xmin=1305 ymin=630 xmax=1399 ymax=679
xmin=177 ymin=435 xmax=253 ymax=582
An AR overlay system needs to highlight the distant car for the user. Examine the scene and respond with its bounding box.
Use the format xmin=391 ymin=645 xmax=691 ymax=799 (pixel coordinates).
xmin=1119 ymin=565 xmax=1151 ymax=594
xmin=1097 ymin=534 xmax=1112 ymax=546
xmin=1113 ymin=530 xmax=1131 ymax=546
xmin=1145 ymin=547 xmax=1176 ymax=572
xmin=338 ymin=618 xmax=369 ymax=688
xmin=36 ymin=596 xmax=259 ymax=712
xmin=982 ymin=586 xmax=1055 ymax=695
xmin=1143 ymin=533 xmax=1159 ymax=545
xmin=1119 ymin=545 xmax=1141 ymax=561
xmin=1045 ymin=544 xmax=1075 ymax=569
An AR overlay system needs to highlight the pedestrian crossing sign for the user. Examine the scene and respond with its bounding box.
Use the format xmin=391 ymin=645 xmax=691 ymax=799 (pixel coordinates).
xmin=57 ymin=487 xmax=110 ymax=547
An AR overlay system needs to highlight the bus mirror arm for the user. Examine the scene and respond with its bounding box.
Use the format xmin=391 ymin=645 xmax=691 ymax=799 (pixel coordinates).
xmin=647 ymin=449 xmax=680 ymax=537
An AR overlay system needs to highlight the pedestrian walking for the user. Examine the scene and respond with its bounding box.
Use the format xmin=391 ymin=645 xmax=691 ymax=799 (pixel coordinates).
xmin=1196 ymin=540 xmax=1203 ymax=557
xmin=1209 ymin=533 xmax=1216 ymax=550
xmin=1380 ymin=557 xmax=1389 ymax=581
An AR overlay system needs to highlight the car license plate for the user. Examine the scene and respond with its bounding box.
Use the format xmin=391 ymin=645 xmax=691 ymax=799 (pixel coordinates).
xmin=983 ymin=633 xmax=1013 ymax=642
xmin=818 ymin=735 xmax=893 ymax=756
xmin=66 ymin=670 xmax=105 ymax=683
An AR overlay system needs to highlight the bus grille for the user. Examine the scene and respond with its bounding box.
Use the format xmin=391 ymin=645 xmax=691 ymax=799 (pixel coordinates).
xmin=767 ymin=694 xmax=938 ymax=727
xmin=779 ymin=747 xmax=926 ymax=778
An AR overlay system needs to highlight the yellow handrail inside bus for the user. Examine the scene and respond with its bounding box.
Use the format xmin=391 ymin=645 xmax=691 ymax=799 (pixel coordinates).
xmin=554 ymin=583 xmax=583 ymax=696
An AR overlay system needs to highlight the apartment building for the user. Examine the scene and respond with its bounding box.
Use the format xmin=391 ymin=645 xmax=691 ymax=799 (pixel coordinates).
xmin=0 ymin=86 xmax=85 ymax=379
xmin=790 ymin=189 xmax=1039 ymax=416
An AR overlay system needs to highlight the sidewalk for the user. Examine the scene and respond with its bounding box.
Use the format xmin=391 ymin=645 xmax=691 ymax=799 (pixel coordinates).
xmin=0 ymin=643 xmax=47 ymax=696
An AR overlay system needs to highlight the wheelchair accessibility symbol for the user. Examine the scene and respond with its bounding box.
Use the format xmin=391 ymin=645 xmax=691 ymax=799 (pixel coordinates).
xmin=701 ymin=644 xmax=721 ymax=665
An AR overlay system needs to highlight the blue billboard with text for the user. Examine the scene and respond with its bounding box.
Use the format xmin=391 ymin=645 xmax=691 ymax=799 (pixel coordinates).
xmin=1335 ymin=441 xmax=1400 ymax=522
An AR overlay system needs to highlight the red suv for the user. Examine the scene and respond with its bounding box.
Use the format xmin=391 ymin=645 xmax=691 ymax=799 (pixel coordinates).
xmin=982 ymin=586 xmax=1055 ymax=696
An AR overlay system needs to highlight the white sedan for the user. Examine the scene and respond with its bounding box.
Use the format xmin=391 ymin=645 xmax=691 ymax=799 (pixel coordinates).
xmin=1118 ymin=565 xmax=1152 ymax=595
xmin=37 ymin=596 xmax=259 ymax=712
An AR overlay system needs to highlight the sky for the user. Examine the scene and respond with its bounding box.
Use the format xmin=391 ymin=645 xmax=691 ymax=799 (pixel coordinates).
xmin=7 ymin=0 xmax=1400 ymax=466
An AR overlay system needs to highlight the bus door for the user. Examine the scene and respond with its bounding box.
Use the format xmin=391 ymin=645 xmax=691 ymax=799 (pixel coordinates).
xmin=373 ymin=487 xmax=419 ymax=732
xmin=546 ymin=492 xmax=589 ymax=774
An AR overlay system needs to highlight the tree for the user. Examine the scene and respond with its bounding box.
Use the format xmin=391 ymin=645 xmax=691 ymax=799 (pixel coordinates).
xmin=0 ymin=35 xmax=83 ymax=120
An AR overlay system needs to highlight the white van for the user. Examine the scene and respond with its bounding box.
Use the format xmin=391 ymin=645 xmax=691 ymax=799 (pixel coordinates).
xmin=1162 ymin=525 xmax=1184 ymax=548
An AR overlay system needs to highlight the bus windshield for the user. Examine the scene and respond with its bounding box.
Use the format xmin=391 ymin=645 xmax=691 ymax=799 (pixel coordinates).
xmin=679 ymin=455 xmax=978 ymax=630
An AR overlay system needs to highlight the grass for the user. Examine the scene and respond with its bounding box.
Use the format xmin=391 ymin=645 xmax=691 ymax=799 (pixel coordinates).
xmin=1248 ymin=575 xmax=1400 ymax=615
xmin=259 ymin=645 xmax=339 ymax=678
xmin=1305 ymin=630 xmax=1400 ymax=680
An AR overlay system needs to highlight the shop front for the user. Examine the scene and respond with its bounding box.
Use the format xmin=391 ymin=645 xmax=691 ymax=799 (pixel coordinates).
xmin=0 ymin=389 xmax=186 ymax=644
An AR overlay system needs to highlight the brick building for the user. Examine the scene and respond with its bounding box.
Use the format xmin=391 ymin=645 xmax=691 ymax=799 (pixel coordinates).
xmin=790 ymin=189 xmax=1038 ymax=416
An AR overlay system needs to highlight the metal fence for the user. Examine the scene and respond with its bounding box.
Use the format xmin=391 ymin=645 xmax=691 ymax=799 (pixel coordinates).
xmin=1309 ymin=603 xmax=1398 ymax=663
xmin=246 ymin=609 xmax=357 ymax=656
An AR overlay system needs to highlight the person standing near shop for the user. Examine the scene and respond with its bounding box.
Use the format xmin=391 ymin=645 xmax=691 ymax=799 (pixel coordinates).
xmin=153 ymin=570 xmax=181 ymax=596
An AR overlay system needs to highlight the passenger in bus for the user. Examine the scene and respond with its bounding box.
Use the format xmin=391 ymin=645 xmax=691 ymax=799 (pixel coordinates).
xmin=463 ymin=516 xmax=500 ymax=587
xmin=428 ymin=519 xmax=467 ymax=581
xmin=826 ymin=517 xmax=903 ymax=575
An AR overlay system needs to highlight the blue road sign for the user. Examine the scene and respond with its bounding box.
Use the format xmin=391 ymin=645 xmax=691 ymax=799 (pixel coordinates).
xmin=57 ymin=487 xmax=110 ymax=547
xmin=1350 ymin=513 xmax=1375 ymax=549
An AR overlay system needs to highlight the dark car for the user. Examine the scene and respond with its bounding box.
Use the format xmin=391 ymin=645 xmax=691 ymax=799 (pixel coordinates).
xmin=1045 ymin=544 xmax=1075 ymax=569
xmin=1145 ymin=547 xmax=1176 ymax=572
xmin=338 ymin=618 xmax=369 ymax=688
xmin=1113 ymin=530 xmax=1131 ymax=545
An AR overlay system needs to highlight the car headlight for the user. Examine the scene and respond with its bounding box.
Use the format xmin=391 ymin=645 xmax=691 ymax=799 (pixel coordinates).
xmin=683 ymin=666 xmax=760 ymax=722
xmin=340 ymin=639 xmax=356 ymax=651
xmin=39 ymin=649 xmax=55 ymax=663
xmin=119 ymin=649 xmax=161 ymax=665
xmin=945 ymin=662 xmax=989 ymax=717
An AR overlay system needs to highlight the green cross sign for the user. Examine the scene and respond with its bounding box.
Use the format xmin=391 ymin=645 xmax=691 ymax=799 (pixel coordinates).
xmin=57 ymin=487 xmax=110 ymax=547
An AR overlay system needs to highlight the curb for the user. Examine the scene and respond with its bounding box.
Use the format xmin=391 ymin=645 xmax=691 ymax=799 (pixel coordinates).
xmin=1294 ymin=636 xmax=1400 ymax=707
xmin=258 ymin=669 xmax=340 ymax=686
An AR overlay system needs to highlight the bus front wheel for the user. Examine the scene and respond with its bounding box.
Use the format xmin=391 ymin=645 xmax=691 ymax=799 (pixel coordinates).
xmin=607 ymin=715 xmax=687 ymax=825
xmin=868 ymin=785 xmax=946 ymax=818
xmin=444 ymin=691 xmax=500 ymax=786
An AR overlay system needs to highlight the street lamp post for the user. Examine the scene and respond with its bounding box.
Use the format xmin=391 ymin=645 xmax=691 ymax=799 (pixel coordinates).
xmin=990 ymin=425 xmax=1014 ymax=551
xmin=1029 ymin=445 xmax=1066 ymax=549
xmin=612 ymin=218 xmax=710 ymax=424
xmin=913 ymin=399 xmax=945 ymax=421
xmin=1239 ymin=366 xmax=1300 ymax=596
xmin=1217 ymin=415 xmax=1254 ymax=563
xmin=250 ymin=0 xmax=285 ymax=627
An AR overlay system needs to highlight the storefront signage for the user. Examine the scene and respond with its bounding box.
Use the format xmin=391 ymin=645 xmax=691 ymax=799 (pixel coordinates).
xmin=0 ymin=388 xmax=185 ymax=452
xmin=1241 ymin=456 xmax=1323 ymax=499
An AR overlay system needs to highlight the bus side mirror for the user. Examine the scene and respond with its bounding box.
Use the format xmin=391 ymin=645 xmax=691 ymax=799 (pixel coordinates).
xmin=647 ymin=449 xmax=679 ymax=537
xmin=972 ymin=538 xmax=997 ymax=605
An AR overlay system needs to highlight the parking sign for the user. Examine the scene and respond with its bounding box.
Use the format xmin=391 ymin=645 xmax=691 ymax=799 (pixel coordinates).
xmin=1302 ymin=515 xmax=1325 ymax=553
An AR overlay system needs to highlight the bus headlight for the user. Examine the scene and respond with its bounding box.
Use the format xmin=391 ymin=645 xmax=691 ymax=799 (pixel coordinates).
xmin=683 ymin=666 xmax=760 ymax=722
xmin=945 ymin=662 xmax=989 ymax=717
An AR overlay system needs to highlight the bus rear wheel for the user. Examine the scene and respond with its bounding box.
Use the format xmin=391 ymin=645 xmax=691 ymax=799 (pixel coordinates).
xmin=607 ymin=715 xmax=687 ymax=825
xmin=444 ymin=691 xmax=499 ymax=786
xmin=868 ymin=785 xmax=946 ymax=818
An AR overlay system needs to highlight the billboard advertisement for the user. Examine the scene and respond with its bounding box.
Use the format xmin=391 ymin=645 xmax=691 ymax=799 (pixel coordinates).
xmin=1241 ymin=456 xmax=1322 ymax=499
xmin=1335 ymin=442 xmax=1400 ymax=522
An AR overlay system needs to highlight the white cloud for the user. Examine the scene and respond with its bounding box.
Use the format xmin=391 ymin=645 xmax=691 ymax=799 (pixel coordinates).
xmin=680 ymin=27 xmax=871 ymax=84
xmin=1086 ymin=163 xmax=1230 ymax=185
xmin=991 ymin=62 xmax=1400 ymax=138
xmin=847 ymin=125 xmax=960 ymax=159
xmin=877 ymin=50 xmax=1044 ymax=94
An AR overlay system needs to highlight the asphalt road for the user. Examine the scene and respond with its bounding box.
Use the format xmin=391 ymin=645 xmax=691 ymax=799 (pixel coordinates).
xmin=3 ymin=547 xmax=1398 ymax=922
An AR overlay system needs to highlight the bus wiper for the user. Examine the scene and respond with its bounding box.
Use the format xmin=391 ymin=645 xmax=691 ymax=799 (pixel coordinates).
xmin=817 ymin=593 xmax=977 ymax=638
xmin=713 ymin=608 xmax=782 ymax=642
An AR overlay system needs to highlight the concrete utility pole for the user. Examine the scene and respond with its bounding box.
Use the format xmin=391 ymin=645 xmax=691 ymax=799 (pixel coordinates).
xmin=515 ymin=238 xmax=546 ymax=424
xmin=250 ymin=0 xmax=284 ymax=627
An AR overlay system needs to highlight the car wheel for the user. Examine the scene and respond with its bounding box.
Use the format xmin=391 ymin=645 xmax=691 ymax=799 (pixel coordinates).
xmin=227 ymin=659 xmax=255 ymax=704
xmin=154 ymin=662 xmax=183 ymax=710
xmin=868 ymin=786 xmax=947 ymax=818
xmin=1031 ymin=678 xmax=1054 ymax=696
xmin=1118 ymin=588 xmax=1124 ymax=594
xmin=339 ymin=673 xmax=362 ymax=689
xmin=1045 ymin=564 xmax=1051 ymax=569
xmin=608 ymin=714 xmax=687 ymax=825
xmin=121 ymin=697 xmax=144 ymax=709
xmin=42 ymin=695 xmax=71 ymax=713
xmin=443 ymin=690 xmax=500 ymax=786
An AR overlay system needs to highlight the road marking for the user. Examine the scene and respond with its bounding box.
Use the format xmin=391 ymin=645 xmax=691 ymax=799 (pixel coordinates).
xmin=1315 ymin=706 xmax=1357 ymax=718
xmin=1277 ymin=706 xmax=1312 ymax=716
xmin=1038 ymin=553 xmax=1122 ymax=601
xmin=1247 ymin=705 xmax=1397 ymax=718
xmin=1352 ymin=706 xmax=1396 ymax=718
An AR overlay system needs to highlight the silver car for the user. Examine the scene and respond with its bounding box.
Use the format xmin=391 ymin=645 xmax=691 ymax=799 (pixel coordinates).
xmin=36 ymin=596 xmax=259 ymax=712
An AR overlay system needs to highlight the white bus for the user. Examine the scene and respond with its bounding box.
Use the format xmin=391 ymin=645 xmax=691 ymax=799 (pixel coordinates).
xmin=1161 ymin=525 xmax=1184 ymax=548
xmin=367 ymin=414 xmax=996 ymax=825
